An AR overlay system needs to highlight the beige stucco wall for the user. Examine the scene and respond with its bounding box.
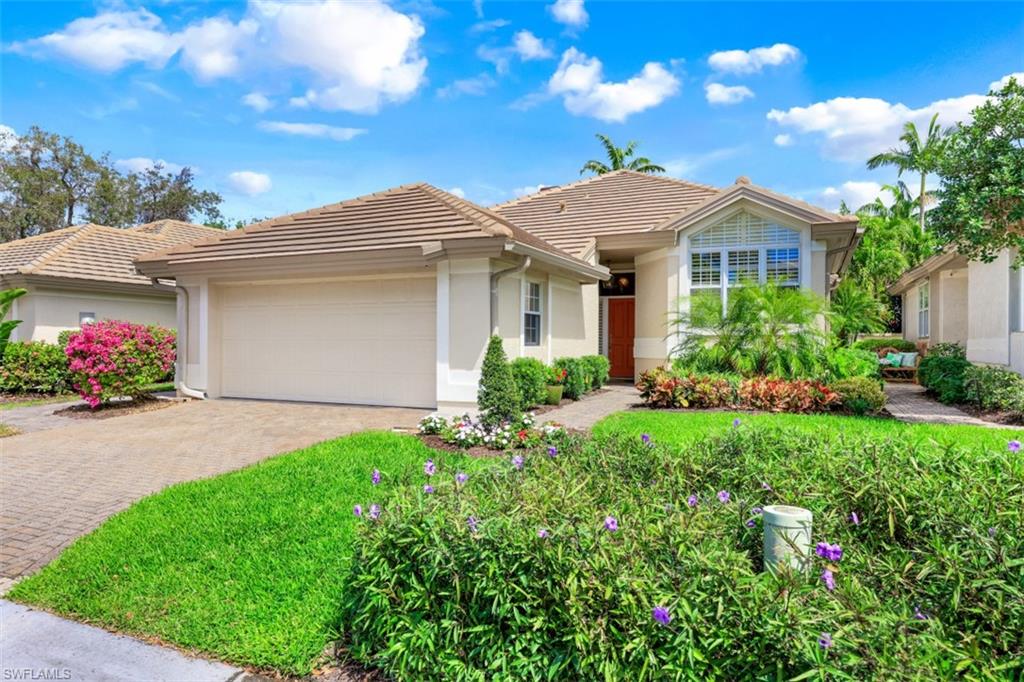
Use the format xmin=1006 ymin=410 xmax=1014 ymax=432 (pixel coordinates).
xmin=934 ymin=269 xmax=968 ymax=345
xmin=903 ymin=289 xmax=919 ymax=341
xmin=967 ymin=252 xmax=1010 ymax=366
xmin=635 ymin=249 xmax=676 ymax=374
xmin=7 ymin=285 xmax=175 ymax=344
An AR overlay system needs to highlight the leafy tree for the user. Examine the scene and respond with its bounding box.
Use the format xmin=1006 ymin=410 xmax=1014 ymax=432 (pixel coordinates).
xmin=136 ymin=165 xmax=222 ymax=224
xmin=84 ymin=163 xmax=140 ymax=227
xmin=829 ymin=280 xmax=889 ymax=345
xmin=867 ymin=113 xmax=949 ymax=235
xmin=931 ymin=77 xmax=1024 ymax=265
xmin=0 ymin=287 xmax=28 ymax=360
xmin=579 ymin=134 xmax=665 ymax=175
xmin=477 ymin=335 xmax=520 ymax=425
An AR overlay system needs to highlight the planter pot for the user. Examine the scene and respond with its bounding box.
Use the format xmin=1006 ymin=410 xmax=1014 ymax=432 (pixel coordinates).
xmin=545 ymin=385 xmax=564 ymax=405
xmin=762 ymin=504 xmax=813 ymax=575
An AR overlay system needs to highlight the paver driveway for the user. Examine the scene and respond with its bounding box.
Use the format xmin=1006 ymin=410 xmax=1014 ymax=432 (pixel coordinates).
xmin=0 ymin=399 xmax=427 ymax=582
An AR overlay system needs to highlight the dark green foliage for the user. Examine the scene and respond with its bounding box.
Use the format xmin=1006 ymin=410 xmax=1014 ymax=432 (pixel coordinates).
xmin=927 ymin=342 xmax=966 ymax=359
xmin=580 ymin=354 xmax=610 ymax=390
xmin=509 ymin=357 xmax=548 ymax=410
xmin=56 ymin=329 xmax=74 ymax=348
xmin=477 ymin=336 xmax=520 ymax=424
xmin=553 ymin=357 xmax=588 ymax=400
xmin=0 ymin=340 xmax=70 ymax=393
xmin=963 ymin=365 xmax=1024 ymax=413
xmin=825 ymin=346 xmax=880 ymax=381
xmin=852 ymin=338 xmax=917 ymax=353
xmin=831 ymin=377 xmax=887 ymax=415
xmin=918 ymin=355 xmax=971 ymax=404
xmin=829 ymin=280 xmax=889 ymax=345
xmin=341 ymin=427 xmax=1024 ymax=680
xmin=0 ymin=287 xmax=27 ymax=357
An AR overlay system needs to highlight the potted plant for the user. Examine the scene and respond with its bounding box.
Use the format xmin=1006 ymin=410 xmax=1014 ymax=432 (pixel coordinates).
xmin=545 ymin=367 xmax=567 ymax=405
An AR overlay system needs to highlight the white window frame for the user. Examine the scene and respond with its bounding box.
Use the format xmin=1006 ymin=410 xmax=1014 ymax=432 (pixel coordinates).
xmin=523 ymin=281 xmax=542 ymax=346
xmin=917 ymin=281 xmax=930 ymax=338
xmin=688 ymin=240 xmax=801 ymax=318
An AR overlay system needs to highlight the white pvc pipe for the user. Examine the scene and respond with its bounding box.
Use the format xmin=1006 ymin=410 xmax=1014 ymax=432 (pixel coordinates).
xmin=762 ymin=504 xmax=813 ymax=575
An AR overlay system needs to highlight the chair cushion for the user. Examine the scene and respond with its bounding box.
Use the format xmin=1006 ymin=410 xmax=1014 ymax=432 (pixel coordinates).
xmin=886 ymin=352 xmax=903 ymax=366
xmin=900 ymin=352 xmax=918 ymax=368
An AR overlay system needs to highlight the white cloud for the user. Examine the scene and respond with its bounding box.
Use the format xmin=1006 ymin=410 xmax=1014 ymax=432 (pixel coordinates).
xmin=773 ymin=133 xmax=794 ymax=147
xmin=469 ymin=18 xmax=509 ymax=34
xmin=179 ymin=16 xmax=257 ymax=81
xmin=135 ymin=80 xmax=180 ymax=102
xmin=83 ymin=96 xmax=138 ymax=119
xmin=513 ymin=184 xmax=546 ymax=197
xmin=448 ymin=187 xmax=466 ymax=198
xmin=766 ymin=79 xmax=1001 ymax=161
xmin=227 ymin=170 xmax=272 ymax=196
xmin=513 ymin=31 xmax=552 ymax=60
xmin=0 ymin=125 xmax=17 ymax=152
xmin=990 ymin=72 xmax=1024 ymax=91
xmin=473 ymin=0 xmax=485 ymax=19
xmin=114 ymin=157 xmax=185 ymax=174
xmin=708 ymin=43 xmax=800 ymax=75
xmin=476 ymin=44 xmax=513 ymax=74
xmin=663 ymin=146 xmax=742 ymax=178
xmin=241 ymin=92 xmax=273 ymax=112
xmin=258 ymin=120 xmax=367 ymax=141
xmin=436 ymin=73 xmax=496 ymax=99
xmin=548 ymin=0 xmax=588 ymax=30
xmin=704 ymin=82 xmax=753 ymax=105
xmin=820 ymin=181 xmax=887 ymax=212
xmin=548 ymin=48 xmax=680 ymax=122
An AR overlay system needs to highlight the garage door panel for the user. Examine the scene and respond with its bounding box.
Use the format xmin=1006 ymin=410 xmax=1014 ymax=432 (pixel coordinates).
xmin=219 ymin=278 xmax=436 ymax=407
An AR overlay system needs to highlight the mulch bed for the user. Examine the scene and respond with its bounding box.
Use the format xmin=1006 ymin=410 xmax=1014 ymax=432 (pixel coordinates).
xmin=959 ymin=404 xmax=1024 ymax=427
xmin=417 ymin=433 xmax=501 ymax=458
xmin=0 ymin=391 xmax=74 ymax=405
xmin=55 ymin=396 xmax=182 ymax=420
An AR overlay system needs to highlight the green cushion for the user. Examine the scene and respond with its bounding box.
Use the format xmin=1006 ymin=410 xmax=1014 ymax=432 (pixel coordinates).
xmin=886 ymin=352 xmax=903 ymax=366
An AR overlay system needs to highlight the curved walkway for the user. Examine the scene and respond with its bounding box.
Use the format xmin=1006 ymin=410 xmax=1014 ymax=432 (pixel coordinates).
xmin=884 ymin=382 xmax=1022 ymax=429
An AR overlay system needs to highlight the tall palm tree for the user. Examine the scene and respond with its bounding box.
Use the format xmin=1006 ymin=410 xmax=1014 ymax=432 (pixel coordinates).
xmin=857 ymin=181 xmax=917 ymax=221
xmin=866 ymin=113 xmax=948 ymax=234
xmin=579 ymin=134 xmax=665 ymax=175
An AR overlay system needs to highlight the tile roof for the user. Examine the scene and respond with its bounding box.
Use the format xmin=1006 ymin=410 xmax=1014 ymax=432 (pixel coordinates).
xmin=0 ymin=221 xmax=221 ymax=287
xmin=491 ymin=170 xmax=721 ymax=256
xmin=135 ymin=183 xmax=595 ymax=270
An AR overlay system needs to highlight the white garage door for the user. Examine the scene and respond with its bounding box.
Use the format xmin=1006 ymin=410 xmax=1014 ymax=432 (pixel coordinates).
xmin=219 ymin=276 xmax=436 ymax=408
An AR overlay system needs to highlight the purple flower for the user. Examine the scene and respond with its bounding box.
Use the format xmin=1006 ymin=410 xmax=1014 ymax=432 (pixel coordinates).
xmin=687 ymin=494 xmax=698 ymax=507
xmin=604 ymin=515 xmax=619 ymax=532
xmin=537 ymin=528 xmax=549 ymax=538
xmin=369 ymin=504 xmax=381 ymax=520
xmin=849 ymin=511 xmax=860 ymax=526
xmin=732 ymin=417 xmax=741 ymax=428
xmin=989 ymin=526 xmax=997 ymax=538
xmin=423 ymin=484 xmax=434 ymax=494
xmin=353 ymin=504 xmax=363 ymax=517
xmin=745 ymin=519 xmax=756 ymax=528
xmin=424 ymin=459 xmax=436 ymax=477
xmin=751 ymin=506 xmax=763 ymax=515
xmin=913 ymin=605 xmax=929 ymax=621
xmin=455 ymin=472 xmax=468 ymax=486
xmin=717 ymin=490 xmax=730 ymax=504
xmin=371 ymin=469 xmax=381 ymax=486
xmin=547 ymin=445 xmax=558 ymax=457
xmin=818 ymin=632 xmax=833 ymax=649
xmin=761 ymin=481 xmax=772 ymax=491
xmin=652 ymin=606 xmax=672 ymax=626
xmin=512 ymin=454 xmax=524 ymax=470
xmin=641 ymin=433 xmax=651 ymax=445
xmin=1009 ymin=440 xmax=1021 ymax=453
xmin=821 ymin=568 xmax=836 ymax=591
xmin=467 ymin=516 xmax=478 ymax=533
xmin=815 ymin=542 xmax=843 ymax=562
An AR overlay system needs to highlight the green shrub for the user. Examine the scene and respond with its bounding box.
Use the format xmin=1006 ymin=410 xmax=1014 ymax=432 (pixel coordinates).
xmin=340 ymin=427 xmax=1024 ymax=679
xmin=918 ymin=355 xmax=971 ymax=404
xmin=580 ymin=354 xmax=610 ymax=390
xmin=825 ymin=346 xmax=880 ymax=381
xmin=0 ymin=341 xmax=70 ymax=393
xmin=852 ymin=337 xmax=916 ymax=353
xmin=56 ymin=329 xmax=75 ymax=349
xmin=831 ymin=377 xmax=887 ymax=415
xmin=553 ymin=357 xmax=588 ymax=400
xmin=928 ymin=342 xmax=966 ymax=359
xmin=477 ymin=336 xmax=520 ymax=425
xmin=963 ymin=365 xmax=1024 ymax=412
xmin=636 ymin=368 xmax=738 ymax=408
xmin=509 ymin=357 xmax=548 ymax=410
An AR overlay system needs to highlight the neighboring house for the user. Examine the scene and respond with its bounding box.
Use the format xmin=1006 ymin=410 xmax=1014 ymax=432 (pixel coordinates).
xmin=889 ymin=247 xmax=1024 ymax=375
xmin=135 ymin=172 xmax=861 ymax=411
xmin=0 ymin=220 xmax=222 ymax=343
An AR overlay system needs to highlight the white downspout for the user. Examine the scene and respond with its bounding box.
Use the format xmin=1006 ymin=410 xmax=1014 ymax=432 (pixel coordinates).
xmin=489 ymin=256 xmax=531 ymax=333
xmin=170 ymin=283 xmax=207 ymax=400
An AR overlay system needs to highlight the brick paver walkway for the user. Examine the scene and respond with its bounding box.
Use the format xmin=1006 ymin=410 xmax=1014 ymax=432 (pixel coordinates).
xmin=884 ymin=382 xmax=1023 ymax=429
xmin=0 ymin=399 xmax=426 ymax=583
xmin=542 ymin=383 xmax=640 ymax=429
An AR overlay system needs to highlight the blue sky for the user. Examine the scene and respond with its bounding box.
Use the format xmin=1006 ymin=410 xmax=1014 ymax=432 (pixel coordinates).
xmin=2 ymin=1 xmax=1022 ymax=223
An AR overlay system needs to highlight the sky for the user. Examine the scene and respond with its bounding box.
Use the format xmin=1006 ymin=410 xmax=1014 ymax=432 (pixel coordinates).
xmin=1 ymin=1 xmax=1022 ymax=223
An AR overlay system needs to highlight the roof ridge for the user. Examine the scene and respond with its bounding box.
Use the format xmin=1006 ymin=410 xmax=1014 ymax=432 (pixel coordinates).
xmin=414 ymin=184 xmax=514 ymax=238
xmin=621 ymin=170 xmax=721 ymax=193
xmin=489 ymin=171 xmax=617 ymax=210
xmin=18 ymin=225 xmax=94 ymax=274
xmin=0 ymin=224 xmax=80 ymax=251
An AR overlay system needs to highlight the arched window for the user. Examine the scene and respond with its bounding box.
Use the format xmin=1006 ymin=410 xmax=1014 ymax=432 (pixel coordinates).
xmin=688 ymin=211 xmax=801 ymax=323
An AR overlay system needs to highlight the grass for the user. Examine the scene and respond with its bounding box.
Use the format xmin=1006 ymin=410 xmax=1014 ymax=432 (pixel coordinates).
xmin=0 ymin=423 xmax=19 ymax=437
xmin=0 ymin=382 xmax=176 ymax=410
xmin=9 ymin=431 xmax=489 ymax=675
xmin=594 ymin=409 xmax=1022 ymax=451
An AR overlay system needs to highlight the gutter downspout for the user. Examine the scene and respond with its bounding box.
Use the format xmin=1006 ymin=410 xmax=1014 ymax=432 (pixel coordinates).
xmin=169 ymin=283 xmax=207 ymax=400
xmin=490 ymin=256 xmax=531 ymax=333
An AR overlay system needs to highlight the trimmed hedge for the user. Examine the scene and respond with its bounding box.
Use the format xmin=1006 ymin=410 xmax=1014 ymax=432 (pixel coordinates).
xmin=852 ymin=338 xmax=917 ymax=353
xmin=918 ymin=355 xmax=971 ymax=404
xmin=0 ymin=341 xmax=70 ymax=393
xmin=963 ymin=365 xmax=1024 ymax=413
xmin=831 ymin=377 xmax=887 ymax=415
xmin=580 ymin=354 xmax=610 ymax=391
xmin=509 ymin=357 xmax=548 ymax=410
xmin=825 ymin=347 xmax=880 ymax=381
xmin=553 ymin=357 xmax=589 ymax=400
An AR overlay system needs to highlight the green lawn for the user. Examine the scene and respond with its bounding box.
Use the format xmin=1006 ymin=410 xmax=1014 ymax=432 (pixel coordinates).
xmin=10 ymin=432 xmax=488 ymax=675
xmin=0 ymin=423 xmax=18 ymax=437
xmin=0 ymin=383 xmax=175 ymax=410
xmin=594 ymin=409 xmax=1022 ymax=451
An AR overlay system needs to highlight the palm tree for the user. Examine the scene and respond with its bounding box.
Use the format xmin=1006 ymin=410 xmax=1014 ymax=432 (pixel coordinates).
xmin=579 ymin=134 xmax=665 ymax=175
xmin=857 ymin=181 xmax=917 ymax=221
xmin=866 ymin=113 xmax=948 ymax=234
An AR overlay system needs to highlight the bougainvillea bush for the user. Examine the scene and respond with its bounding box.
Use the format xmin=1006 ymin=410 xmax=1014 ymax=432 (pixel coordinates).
xmin=340 ymin=427 xmax=1023 ymax=680
xmin=65 ymin=321 xmax=175 ymax=407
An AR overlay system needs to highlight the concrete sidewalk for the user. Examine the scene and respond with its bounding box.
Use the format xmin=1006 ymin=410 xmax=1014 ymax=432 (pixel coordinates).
xmin=0 ymin=600 xmax=258 ymax=681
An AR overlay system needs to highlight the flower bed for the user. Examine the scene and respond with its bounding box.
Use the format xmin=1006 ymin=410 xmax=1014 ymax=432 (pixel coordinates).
xmin=419 ymin=412 xmax=567 ymax=451
xmin=340 ymin=426 xmax=1023 ymax=679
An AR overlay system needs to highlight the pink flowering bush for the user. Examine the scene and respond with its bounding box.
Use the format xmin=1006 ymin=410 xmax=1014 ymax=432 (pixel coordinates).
xmin=65 ymin=321 xmax=175 ymax=408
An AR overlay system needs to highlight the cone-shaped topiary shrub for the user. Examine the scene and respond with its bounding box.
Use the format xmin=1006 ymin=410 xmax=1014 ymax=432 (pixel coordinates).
xmin=478 ymin=335 xmax=520 ymax=425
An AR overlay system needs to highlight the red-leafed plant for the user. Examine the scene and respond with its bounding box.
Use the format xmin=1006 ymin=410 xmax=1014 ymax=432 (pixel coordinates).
xmin=65 ymin=320 xmax=175 ymax=408
xmin=636 ymin=368 xmax=738 ymax=409
xmin=738 ymin=377 xmax=839 ymax=413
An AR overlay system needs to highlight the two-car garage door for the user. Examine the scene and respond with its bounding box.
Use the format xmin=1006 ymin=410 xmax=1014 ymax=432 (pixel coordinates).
xmin=219 ymin=276 xmax=436 ymax=408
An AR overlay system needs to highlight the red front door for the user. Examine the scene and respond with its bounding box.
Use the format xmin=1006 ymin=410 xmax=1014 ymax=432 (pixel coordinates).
xmin=608 ymin=298 xmax=635 ymax=379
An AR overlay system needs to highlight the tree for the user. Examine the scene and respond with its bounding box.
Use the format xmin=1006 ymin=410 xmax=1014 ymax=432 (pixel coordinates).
xmin=477 ymin=335 xmax=520 ymax=425
xmin=866 ymin=113 xmax=948 ymax=235
xmin=931 ymin=78 xmax=1024 ymax=266
xmin=0 ymin=287 xmax=27 ymax=360
xmin=829 ymin=280 xmax=889 ymax=345
xmin=136 ymin=165 xmax=222 ymax=224
xmin=579 ymin=134 xmax=665 ymax=175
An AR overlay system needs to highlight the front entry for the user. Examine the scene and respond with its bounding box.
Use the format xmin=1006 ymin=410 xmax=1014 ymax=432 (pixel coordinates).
xmin=607 ymin=298 xmax=635 ymax=379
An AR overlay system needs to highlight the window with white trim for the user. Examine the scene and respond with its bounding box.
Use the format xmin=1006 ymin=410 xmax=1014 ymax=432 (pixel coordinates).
xmin=917 ymin=281 xmax=930 ymax=338
xmin=524 ymin=281 xmax=542 ymax=346
xmin=688 ymin=211 xmax=801 ymax=325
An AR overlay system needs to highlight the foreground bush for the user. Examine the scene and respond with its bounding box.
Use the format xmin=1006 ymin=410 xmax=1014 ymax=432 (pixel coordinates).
xmin=824 ymin=346 xmax=880 ymax=381
xmin=340 ymin=428 xmax=1024 ymax=679
xmin=636 ymin=368 xmax=738 ymax=408
xmin=580 ymin=354 xmax=610 ymax=390
xmin=918 ymin=354 xmax=971 ymax=404
xmin=477 ymin=336 xmax=519 ymax=425
xmin=830 ymin=377 xmax=887 ymax=415
xmin=963 ymin=365 xmax=1024 ymax=414
xmin=0 ymin=340 xmax=70 ymax=393
xmin=738 ymin=377 xmax=839 ymax=413
xmin=553 ymin=357 xmax=588 ymax=400
xmin=509 ymin=357 xmax=548 ymax=410
xmin=65 ymin=321 xmax=175 ymax=408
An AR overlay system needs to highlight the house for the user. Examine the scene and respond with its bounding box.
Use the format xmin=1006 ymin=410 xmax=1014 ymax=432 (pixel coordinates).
xmin=134 ymin=172 xmax=861 ymax=411
xmin=889 ymin=247 xmax=1023 ymax=375
xmin=0 ymin=220 xmax=222 ymax=343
